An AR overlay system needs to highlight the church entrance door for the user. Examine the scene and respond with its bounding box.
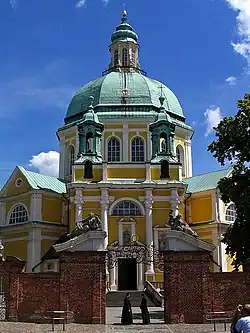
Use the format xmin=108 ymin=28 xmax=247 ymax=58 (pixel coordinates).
xmin=118 ymin=258 xmax=137 ymax=290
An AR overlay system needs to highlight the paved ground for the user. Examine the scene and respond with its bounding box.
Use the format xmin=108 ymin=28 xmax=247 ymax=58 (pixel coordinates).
xmin=0 ymin=322 xmax=232 ymax=332
xmin=0 ymin=307 xmax=232 ymax=332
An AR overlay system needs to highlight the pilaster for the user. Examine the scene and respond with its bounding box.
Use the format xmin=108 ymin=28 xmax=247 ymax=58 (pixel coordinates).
xmin=59 ymin=137 xmax=65 ymax=178
xmin=123 ymin=124 xmax=128 ymax=161
xmin=30 ymin=192 xmax=42 ymax=221
xmin=170 ymin=189 xmax=180 ymax=217
xmin=75 ymin=188 xmax=84 ymax=226
xmin=185 ymin=140 xmax=192 ymax=177
xmin=27 ymin=227 xmax=42 ymax=272
xmin=0 ymin=201 xmax=6 ymax=226
xmin=101 ymin=188 xmax=109 ymax=249
xmin=144 ymin=188 xmax=154 ymax=275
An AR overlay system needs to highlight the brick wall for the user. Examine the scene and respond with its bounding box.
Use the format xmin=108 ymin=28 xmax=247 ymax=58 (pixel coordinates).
xmin=163 ymin=251 xmax=250 ymax=324
xmin=3 ymin=251 xmax=106 ymax=324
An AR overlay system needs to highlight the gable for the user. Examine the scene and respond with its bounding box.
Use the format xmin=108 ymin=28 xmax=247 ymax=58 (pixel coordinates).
xmin=3 ymin=168 xmax=31 ymax=197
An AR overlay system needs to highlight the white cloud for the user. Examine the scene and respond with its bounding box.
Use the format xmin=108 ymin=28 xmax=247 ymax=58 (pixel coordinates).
xmin=226 ymin=0 xmax=250 ymax=63
xmin=75 ymin=0 xmax=86 ymax=8
xmin=204 ymin=106 xmax=222 ymax=137
xmin=29 ymin=151 xmax=60 ymax=177
xmin=9 ymin=0 xmax=17 ymax=9
xmin=0 ymin=61 xmax=76 ymax=118
xmin=102 ymin=0 xmax=109 ymax=6
xmin=225 ymin=76 xmax=237 ymax=85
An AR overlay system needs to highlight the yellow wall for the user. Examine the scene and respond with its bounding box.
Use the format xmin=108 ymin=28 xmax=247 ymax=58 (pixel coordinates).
xmin=151 ymin=166 xmax=180 ymax=181
xmin=75 ymin=167 xmax=102 ymax=182
xmin=107 ymin=167 xmax=146 ymax=179
xmin=5 ymin=170 xmax=31 ymax=197
xmin=190 ymin=193 xmax=213 ymax=223
xmin=4 ymin=240 xmax=27 ymax=261
xmin=42 ymin=195 xmax=62 ymax=223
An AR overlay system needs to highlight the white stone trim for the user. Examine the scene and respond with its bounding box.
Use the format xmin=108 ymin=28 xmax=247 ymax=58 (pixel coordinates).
xmin=7 ymin=202 xmax=30 ymax=225
xmin=107 ymin=163 xmax=146 ymax=169
xmin=82 ymin=196 xmax=101 ymax=202
xmin=59 ymin=137 xmax=65 ymax=178
xmin=105 ymin=134 xmax=122 ymax=162
xmin=30 ymin=192 xmax=42 ymax=221
xmin=185 ymin=139 xmax=192 ymax=177
xmin=27 ymin=227 xmax=42 ymax=272
xmin=101 ymin=188 xmax=109 ymax=248
xmin=105 ymin=127 xmax=147 ymax=132
xmin=144 ymin=189 xmax=154 ymax=275
xmin=65 ymin=143 xmax=76 ymax=176
xmin=123 ymin=124 xmax=128 ymax=161
xmin=108 ymin=197 xmax=145 ymax=216
xmin=74 ymin=164 xmax=102 ymax=169
xmin=129 ymin=134 xmax=146 ymax=162
xmin=42 ymin=236 xmax=61 ymax=241
xmin=3 ymin=236 xmax=28 ymax=242
xmin=150 ymin=164 xmax=179 ymax=169
xmin=0 ymin=201 xmax=6 ymax=226
xmin=74 ymin=188 xmax=84 ymax=225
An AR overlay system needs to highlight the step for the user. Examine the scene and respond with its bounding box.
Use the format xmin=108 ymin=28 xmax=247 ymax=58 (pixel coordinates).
xmin=106 ymin=291 xmax=159 ymax=308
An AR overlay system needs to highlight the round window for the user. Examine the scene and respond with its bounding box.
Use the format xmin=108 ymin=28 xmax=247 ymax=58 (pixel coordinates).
xmin=15 ymin=178 xmax=23 ymax=187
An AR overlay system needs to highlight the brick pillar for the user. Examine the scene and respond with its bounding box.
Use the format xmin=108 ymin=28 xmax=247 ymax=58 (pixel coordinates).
xmin=4 ymin=257 xmax=26 ymax=322
xmin=59 ymin=251 xmax=106 ymax=324
xmin=164 ymin=251 xmax=211 ymax=324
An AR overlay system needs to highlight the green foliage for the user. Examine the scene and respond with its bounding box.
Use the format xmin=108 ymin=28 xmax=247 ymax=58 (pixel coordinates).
xmin=208 ymin=93 xmax=250 ymax=270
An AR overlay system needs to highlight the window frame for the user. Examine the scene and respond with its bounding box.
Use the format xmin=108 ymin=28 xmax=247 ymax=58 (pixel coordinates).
xmin=122 ymin=48 xmax=128 ymax=67
xmin=107 ymin=136 xmax=121 ymax=162
xmin=131 ymin=136 xmax=145 ymax=162
xmin=111 ymin=200 xmax=143 ymax=217
xmin=8 ymin=203 xmax=29 ymax=225
xmin=225 ymin=203 xmax=236 ymax=222
xmin=66 ymin=145 xmax=75 ymax=176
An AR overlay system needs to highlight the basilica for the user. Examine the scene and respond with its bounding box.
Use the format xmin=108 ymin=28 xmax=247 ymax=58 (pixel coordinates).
xmin=0 ymin=10 xmax=236 ymax=291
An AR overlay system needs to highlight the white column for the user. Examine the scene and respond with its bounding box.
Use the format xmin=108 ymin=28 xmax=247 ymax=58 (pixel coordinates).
xmin=185 ymin=140 xmax=192 ymax=177
xmin=145 ymin=189 xmax=154 ymax=275
xmin=0 ymin=201 xmax=6 ymax=226
xmin=27 ymin=227 xmax=42 ymax=272
xmin=75 ymin=188 xmax=83 ymax=226
xmin=146 ymin=163 xmax=151 ymax=181
xmin=123 ymin=124 xmax=128 ymax=161
xmin=102 ymin=162 xmax=107 ymax=181
xmin=170 ymin=189 xmax=180 ymax=217
xmin=30 ymin=192 xmax=42 ymax=221
xmin=110 ymin=266 xmax=117 ymax=291
xmin=137 ymin=263 xmax=144 ymax=291
xmin=101 ymin=189 xmax=109 ymax=249
xmin=59 ymin=137 xmax=65 ymax=178
xmin=154 ymin=228 xmax=159 ymax=251
xmin=75 ymin=129 xmax=79 ymax=158
xmin=147 ymin=124 xmax=151 ymax=160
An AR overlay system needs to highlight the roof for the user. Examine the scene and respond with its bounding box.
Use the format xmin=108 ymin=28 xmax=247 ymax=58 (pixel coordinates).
xmin=184 ymin=167 xmax=232 ymax=193
xmin=65 ymin=72 xmax=185 ymax=124
xmin=18 ymin=166 xmax=67 ymax=194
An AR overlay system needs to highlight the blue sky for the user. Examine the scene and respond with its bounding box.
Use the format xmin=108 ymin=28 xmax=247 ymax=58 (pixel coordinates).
xmin=0 ymin=0 xmax=249 ymax=186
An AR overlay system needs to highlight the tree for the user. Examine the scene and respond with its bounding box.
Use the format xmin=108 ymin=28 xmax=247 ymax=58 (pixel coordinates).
xmin=208 ymin=93 xmax=250 ymax=270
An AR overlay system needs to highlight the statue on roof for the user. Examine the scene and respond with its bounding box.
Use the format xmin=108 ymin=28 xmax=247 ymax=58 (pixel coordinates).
xmin=168 ymin=210 xmax=198 ymax=237
xmin=70 ymin=213 xmax=102 ymax=238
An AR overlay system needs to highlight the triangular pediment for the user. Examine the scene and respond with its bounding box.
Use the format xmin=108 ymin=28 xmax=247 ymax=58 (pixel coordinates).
xmin=159 ymin=230 xmax=215 ymax=252
xmin=53 ymin=230 xmax=107 ymax=253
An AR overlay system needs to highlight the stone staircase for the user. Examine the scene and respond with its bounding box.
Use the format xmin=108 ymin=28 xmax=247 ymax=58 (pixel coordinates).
xmin=106 ymin=291 xmax=160 ymax=308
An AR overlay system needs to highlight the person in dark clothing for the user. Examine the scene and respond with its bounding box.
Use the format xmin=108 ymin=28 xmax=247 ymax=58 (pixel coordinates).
xmin=121 ymin=293 xmax=133 ymax=325
xmin=140 ymin=293 xmax=150 ymax=325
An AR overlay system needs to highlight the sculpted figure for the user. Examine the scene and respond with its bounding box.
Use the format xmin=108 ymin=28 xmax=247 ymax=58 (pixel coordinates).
xmin=168 ymin=210 xmax=198 ymax=237
xmin=70 ymin=213 xmax=102 ymax=238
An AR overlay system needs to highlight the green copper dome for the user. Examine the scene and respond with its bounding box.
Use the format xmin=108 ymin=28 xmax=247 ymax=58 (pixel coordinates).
xmin=65 ymin=72 xmax=184 ymax=123
xmin=111 ymin=13 xmax=138 ymax=44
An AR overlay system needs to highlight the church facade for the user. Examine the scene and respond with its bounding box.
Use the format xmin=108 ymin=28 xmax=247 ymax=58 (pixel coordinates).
xmin=0 ymin=11 xmax=237 ymax=291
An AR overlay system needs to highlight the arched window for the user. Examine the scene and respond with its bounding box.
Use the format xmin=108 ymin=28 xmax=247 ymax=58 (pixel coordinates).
xmin=160 ymin=160 xmax=170 ymax=179
xmin=176 ymin=145 xmax=185 ymax=176
xmin=9 ymin=204 xmax=28 ymax=225
xmin=112 ymin=200 xmax=142 ymax=216
xmin=131 ymin=137 xmax=144 ymax=162
xmin=108 ymin=137 xmax=120 ymax=162
xmin=225 ymin=203 xmax=236 ymax=222
xmin=122 ymin=48 xmax=128 ymax=67
xmin=130 ymin=49 xmax=135 ymax=67
xmin=66 ymin=145 xmax=75 ymax=175
xmin=84 ymin=160 xmax=93 ymax=179
xmin=114 ymin=49 xmax=119 ymax=66
xmin=86 ymin=132 xmax=94 ymax=153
